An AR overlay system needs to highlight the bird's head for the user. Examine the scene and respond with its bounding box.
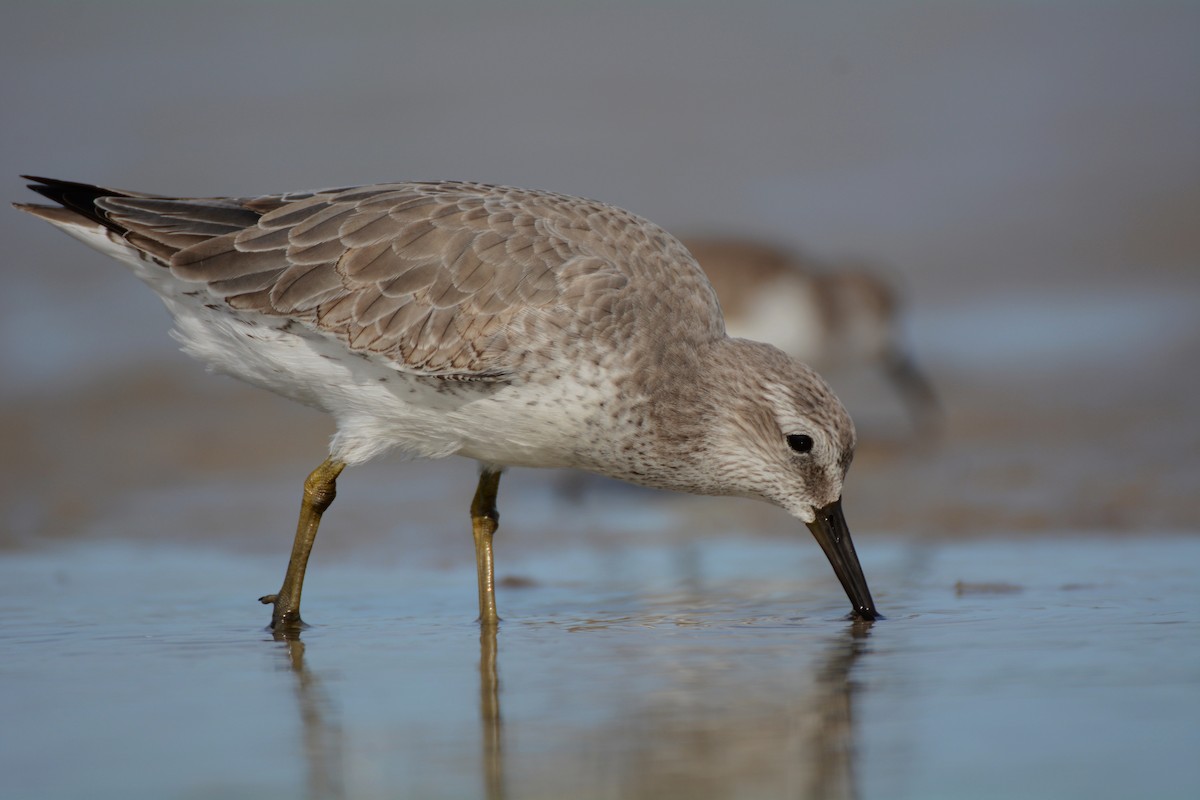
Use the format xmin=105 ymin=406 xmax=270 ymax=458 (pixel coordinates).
xmin=695 ymin=339 xmax=880 ymax=620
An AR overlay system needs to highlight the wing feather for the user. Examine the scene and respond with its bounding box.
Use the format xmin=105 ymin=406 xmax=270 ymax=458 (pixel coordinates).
xmin=40 ymin=180 xmax=719 ymax=380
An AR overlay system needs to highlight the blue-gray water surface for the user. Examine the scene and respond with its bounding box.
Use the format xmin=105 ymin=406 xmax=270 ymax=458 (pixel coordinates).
xmin=2 ymin=534 xmax=1197 ymax=800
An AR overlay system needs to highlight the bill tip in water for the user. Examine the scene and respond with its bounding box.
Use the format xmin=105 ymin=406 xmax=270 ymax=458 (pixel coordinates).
xmin=851 ymin=606 xmax=883 ymax=622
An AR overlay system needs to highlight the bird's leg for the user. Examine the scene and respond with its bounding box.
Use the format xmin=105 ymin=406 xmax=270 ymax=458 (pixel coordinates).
xmin=260 ymin=457 xmax=346 ymax=630
xmin=471 ymin=467 xmax=504 ymax=626
xmin=883 ymin=346 xmax=942 ymax=437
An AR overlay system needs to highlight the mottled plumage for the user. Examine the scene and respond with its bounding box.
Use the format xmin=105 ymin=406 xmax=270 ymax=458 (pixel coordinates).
xmin=17 ymin=176 xmax=879 ymax=626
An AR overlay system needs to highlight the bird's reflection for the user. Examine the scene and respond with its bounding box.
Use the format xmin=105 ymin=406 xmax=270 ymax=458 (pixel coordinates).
xmin=613 ymin=618 xmax=873 ymax=800
xmin=272 ymin=629 xmax=345 ymax=800
xmin=804 ymin=618 xmax=873 ymax=800
xmin=271 ymin=624 xmax=506 ymax=800
xmin=271 ymin=617 xmax=870 ymax=800
xmin=479 ymin=624 xmax=506 ymax=800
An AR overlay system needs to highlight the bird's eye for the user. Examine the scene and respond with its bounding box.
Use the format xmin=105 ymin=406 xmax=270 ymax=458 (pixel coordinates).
xmin=786 ymin=434 xmax=814 ymax=454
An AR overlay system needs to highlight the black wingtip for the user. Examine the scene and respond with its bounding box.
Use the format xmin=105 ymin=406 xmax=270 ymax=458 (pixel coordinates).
xmin=19 ymin=175 xmax=128 ymax=233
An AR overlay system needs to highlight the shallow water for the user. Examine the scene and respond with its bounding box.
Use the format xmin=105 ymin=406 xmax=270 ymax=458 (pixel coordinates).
xmin=2 ymin=534 xmax=1197 ymax=800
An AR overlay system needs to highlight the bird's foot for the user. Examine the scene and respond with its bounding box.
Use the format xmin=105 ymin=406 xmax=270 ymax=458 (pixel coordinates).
xmin=258 ymin=594 xmax=306 ymax=631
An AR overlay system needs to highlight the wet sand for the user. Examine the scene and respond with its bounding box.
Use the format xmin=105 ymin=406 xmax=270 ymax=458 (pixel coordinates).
xmin=2 ymin=3 xmax=1199 ymax=799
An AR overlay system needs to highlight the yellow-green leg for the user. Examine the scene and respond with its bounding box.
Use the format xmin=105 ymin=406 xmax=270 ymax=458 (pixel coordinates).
xmin=471 ymin=468 xmax=503 ymax=626
xmin=260 ymin=457 xmax=346 ymax=630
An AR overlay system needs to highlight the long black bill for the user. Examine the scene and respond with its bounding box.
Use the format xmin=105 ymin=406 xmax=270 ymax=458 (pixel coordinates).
xmin=806 ymin=498 xmax=880 ymax=621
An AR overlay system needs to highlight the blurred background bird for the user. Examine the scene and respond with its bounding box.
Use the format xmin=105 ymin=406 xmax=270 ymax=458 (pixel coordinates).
xmin=686 ymin=238 xmax=941 ymax=437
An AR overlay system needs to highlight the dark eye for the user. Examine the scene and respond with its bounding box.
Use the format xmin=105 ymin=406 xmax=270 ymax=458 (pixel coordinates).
xmin=786 ymin=434 xmax=814 ymax=454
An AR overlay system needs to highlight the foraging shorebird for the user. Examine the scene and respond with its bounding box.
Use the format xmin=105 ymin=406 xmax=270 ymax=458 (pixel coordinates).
xmin=17 ymin=177 xmax=879 ymax=628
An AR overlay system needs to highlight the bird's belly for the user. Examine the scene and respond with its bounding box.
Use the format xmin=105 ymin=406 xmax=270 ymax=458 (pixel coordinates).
xmin=448 ymin=382 xmax=608 ymax=470
xmin=161 ymin=295 xmax=605 ymax=469
xmin=164 ymin=297 xmax=356 ymax=409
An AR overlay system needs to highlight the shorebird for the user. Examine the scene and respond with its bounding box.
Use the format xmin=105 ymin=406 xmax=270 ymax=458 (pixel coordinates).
xmin=16 ymin=176 xmax=880 ymax=628
xmin=685 ymin=238 xmax=940 ymax=434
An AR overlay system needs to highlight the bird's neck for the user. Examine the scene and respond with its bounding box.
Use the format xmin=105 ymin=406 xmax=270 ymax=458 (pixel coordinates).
xmin=586 ymin=336 xmax=747 ymax=495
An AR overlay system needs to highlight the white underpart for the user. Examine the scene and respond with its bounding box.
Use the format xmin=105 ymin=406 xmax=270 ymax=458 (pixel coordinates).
xmin=721 ymin=274 xmax=826 ymax=365
xmin=47 ymin=218 xmax=599 ymax=469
